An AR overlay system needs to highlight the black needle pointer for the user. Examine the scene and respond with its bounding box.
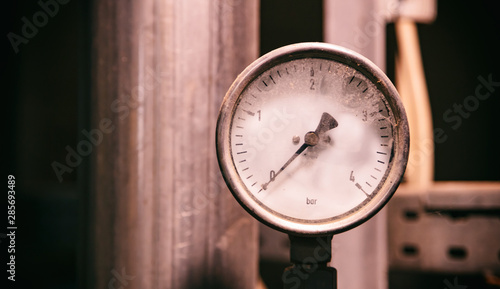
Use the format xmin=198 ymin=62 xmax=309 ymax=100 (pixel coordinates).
xmin=261 ymin=112 xmax=338 ymax=191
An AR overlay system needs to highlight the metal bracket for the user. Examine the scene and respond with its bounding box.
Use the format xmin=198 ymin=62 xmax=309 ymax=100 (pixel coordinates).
xmin=388 ymin=182 xmax=500 ymax=273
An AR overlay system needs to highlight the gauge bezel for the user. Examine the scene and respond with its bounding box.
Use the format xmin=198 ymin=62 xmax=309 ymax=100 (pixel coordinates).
xmin=216 ymin=42 xmax=409 ymax=236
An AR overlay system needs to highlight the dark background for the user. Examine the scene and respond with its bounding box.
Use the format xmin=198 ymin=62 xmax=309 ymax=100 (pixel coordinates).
xmin=3 ymin=0 xmax=499 ymax=288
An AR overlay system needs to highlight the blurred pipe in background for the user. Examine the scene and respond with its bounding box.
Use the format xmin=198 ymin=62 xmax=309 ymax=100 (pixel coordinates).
xmin=85 ymin=1 xmax=260 ymax=288
xmin=324 ymin=0 xmax=389 ymax=288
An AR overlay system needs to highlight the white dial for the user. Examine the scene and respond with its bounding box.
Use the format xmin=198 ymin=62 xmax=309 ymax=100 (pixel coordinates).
xmin=217 ymin=43 xmax=408 ymax=235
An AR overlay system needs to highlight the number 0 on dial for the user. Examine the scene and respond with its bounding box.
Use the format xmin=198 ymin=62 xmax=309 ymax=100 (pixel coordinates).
xmin=216 ymin=43 xmax=409 ymax=236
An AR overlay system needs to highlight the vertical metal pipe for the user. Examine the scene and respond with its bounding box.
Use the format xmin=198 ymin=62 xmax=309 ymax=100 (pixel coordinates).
xmin=87 ymin=0 xmax=259 ymax=288
xmin=324 ymin=0 xmax=389 ymax=68
xmin=324 ymin=1 xmax=392 ymax=289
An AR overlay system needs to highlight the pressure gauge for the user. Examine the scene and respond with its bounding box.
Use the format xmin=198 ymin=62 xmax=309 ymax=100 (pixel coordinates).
xmin=216 ymin=43 xmax=409 ymax=236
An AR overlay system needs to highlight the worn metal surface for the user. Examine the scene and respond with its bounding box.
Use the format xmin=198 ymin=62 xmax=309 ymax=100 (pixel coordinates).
xmin=88 ymin=0 xmax=259 ymax=288
xmin=388 ymin=182 xmax=500 ymax=273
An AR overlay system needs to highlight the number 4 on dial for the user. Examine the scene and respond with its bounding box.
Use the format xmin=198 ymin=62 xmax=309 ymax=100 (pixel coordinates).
xmin=350 ymin=171 xmax=355 ymax=182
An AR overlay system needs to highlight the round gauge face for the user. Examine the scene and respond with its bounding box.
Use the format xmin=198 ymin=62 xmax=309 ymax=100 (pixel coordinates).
xmin=216 ymin=43 xmax=409 ymax=235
